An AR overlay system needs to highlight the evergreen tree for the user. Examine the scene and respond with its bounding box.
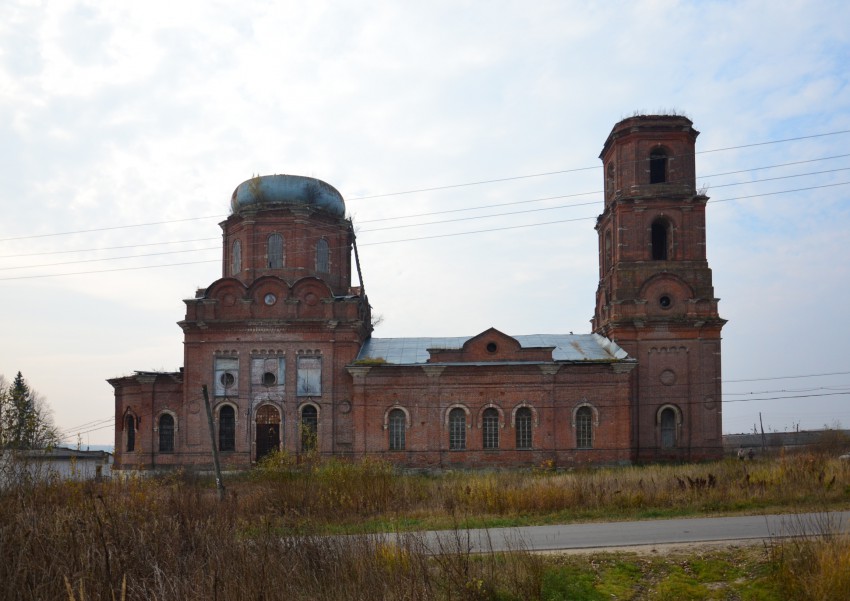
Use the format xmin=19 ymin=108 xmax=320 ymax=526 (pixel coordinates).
xmin=0 ymin=372 xmax=59 ymax=450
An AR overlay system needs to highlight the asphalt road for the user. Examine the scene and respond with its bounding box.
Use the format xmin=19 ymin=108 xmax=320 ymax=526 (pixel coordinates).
xmin=404 ymin=511 xmax=850 ymax=553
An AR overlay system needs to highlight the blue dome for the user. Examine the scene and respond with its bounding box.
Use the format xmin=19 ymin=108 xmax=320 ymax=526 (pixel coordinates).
xmin=231 ymin=175 xmax=346 ymax=217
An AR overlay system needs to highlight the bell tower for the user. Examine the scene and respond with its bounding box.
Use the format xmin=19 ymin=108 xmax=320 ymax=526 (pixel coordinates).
xmin=593 ymin=115 xmax=725 ymax=461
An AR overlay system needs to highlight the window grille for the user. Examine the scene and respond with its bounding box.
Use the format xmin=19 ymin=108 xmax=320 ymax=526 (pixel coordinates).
xmin=388 ymin=409 xmax=406 ymax=451
xmin=449 ymin=408 xmax=466 ymax=450
xmin=576 ymin=406 xmax=593 ymax=449
xmin=158 ymin=414 xmax=175 ymax=453
xmin=515 ymin=407 xmax=532 ymax=450
xmin=482 ymin=408 xmax=499 ymax=450
xmin=267 ymin=234 xmax=284 ymax=268
xmin=219 ymin=405 xmax=236 ymax=452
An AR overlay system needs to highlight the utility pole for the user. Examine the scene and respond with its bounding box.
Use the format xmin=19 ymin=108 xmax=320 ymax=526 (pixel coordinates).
xmin=202 ymin=385 xmax=226 ymax=501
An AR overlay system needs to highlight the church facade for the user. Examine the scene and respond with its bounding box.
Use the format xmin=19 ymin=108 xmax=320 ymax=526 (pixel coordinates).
xmin=109 ymin=115 xmax=725 ymax=471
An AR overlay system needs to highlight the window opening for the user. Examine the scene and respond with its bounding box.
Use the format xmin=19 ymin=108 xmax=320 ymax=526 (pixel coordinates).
xmin=651 ymin=220 xmax=669 ymax=260
xmin=316 ymin=238 xmax=330 ymax=273
xmin=297 ymin=356 xmax=322 ymax=396
xmin=262 ymin=372 xmax=276 ymax=386
xmin=486 ymin=342 xmax=497 ymax=353
xmin=576 ymin=406 xmax=593 ymax=449
xmin=267 ymin=233 xmax=284 ymax=268
xmin=158 ymin=414 xmax=175 ymax=453
xmin=125 ymin=415 xmax=135 ymax=452
xmin=301 ymin=405 xmax=318 ymax=452
xmin=604 ymin=229 xmax=612 ymax=273
xmin=649 ymin=150 xmax=668 ymax=184
xmin=219 ymin=405 xmax=236 ymax=452
xmin=515 ymin=407 xmax=532 ymax=450
xmin=482 ymin=408 xmax=499 ymax=450
xmin=660 ymin=408 xmax=677 ymax=449
xmin=231 ymin=239 xmax=242 ymax=275
xmin=449 ymin=408 xmax=466 ymax=450
xmin=388 ymin=409 xmax=406 ymax=451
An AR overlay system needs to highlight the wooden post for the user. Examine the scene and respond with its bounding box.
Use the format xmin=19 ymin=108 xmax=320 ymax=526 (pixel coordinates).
xmin=202 ymin=385 xmax=226 ymax=501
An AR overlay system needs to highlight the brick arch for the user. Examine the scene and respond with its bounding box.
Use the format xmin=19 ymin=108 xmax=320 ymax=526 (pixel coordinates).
xmin=443 ymin=404 xmax=470 ymax=428
xmin=383 ymin=405 xmax=411 ymax=429
xmin=476 ymin=403 xmax=505 ymax=429
xmin=656 ymin=404 xmax=682 ymax=426
xmin=571 ymin=401 xmax=599 ymax=427
xmin=510 ymin=403 xmax=539 ymax=428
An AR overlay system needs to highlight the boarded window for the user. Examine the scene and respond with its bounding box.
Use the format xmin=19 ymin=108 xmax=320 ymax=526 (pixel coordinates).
xmin=660 ymin=408 xmax=677 ymax=449
xmin=252 ymin=357 xmax=285 ymax=390
xmin=297 ymin=356 xmax=321 ymax=396
xmin=219 ymin=405 xmax=236 ymax=452
xmin=158 ymin=414 xmax=175 ymax=453
xmin=301 ymin=405 xmax=318 ymax=451
xmin=482 ymin=408 xmax=499 ymax=450
xmin=125 ymin=415 xmax=135 ymax=452
xmin=649 ymin=150 xmax=668 ymax=183
xmin=316 ymin=239 xmax=329 ymax=273
xmin=388 ymin=409 xmax=406 ymax=451
xmin=515 ymin=407 xmax=532 ymax=450
xmin=449 ymin=408 xmax=466 ymax=451
xmin=214 ymin=357 xmax=239 ymax=397
xmin=267 ymin=233 xmax=284 ymax=268
xmin=576 ymin=406 xmax=593 ymax=449
xmin=231 ymin=240 xmax=242 ymax=275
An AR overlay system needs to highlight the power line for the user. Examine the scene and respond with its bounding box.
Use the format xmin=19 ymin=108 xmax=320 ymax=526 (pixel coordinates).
xmin=346 ymin=129 xmax=850 ymax=200
xmin=4 ymin=130 xmax=849 ymax=246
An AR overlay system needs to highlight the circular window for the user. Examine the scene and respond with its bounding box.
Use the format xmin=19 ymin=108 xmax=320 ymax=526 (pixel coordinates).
xmin=262 ymin=372 xmax=276 ymax=387
xmin=659 ymin=295 xmax=672 ymax=309
xmin=264 ymin=293 xmax=277 ymax=306
xmin=486 ymin=342 xmax=498 ymax=353
xmin=659 ymin=369 xmax=677 ymax=386
xmin=220 ymin=372 xmax=235 ymax=388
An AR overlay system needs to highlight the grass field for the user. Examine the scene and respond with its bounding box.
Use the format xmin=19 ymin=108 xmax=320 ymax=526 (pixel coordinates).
xmin=1 ymin=451 xmax=848 ymax=600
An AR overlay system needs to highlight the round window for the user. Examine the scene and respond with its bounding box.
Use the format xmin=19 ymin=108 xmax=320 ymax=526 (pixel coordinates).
xmin=220 ymin=372 xmax=235 ymax=388
xmin=486 ymin=342 xmax=498 ymax=353
xmin=262 ymin=372 xmax=276 ymax=387
xmin=659 ymin=295 xmax=672 ymax=309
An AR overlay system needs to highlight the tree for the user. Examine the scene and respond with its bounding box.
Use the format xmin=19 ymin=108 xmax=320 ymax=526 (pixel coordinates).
xmin=0 ymin=372 xmax=60 ymax=450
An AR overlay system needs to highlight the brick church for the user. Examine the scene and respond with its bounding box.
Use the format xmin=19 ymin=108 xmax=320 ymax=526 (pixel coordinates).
xmin=110 ymin=115 xmax=725 ymax=471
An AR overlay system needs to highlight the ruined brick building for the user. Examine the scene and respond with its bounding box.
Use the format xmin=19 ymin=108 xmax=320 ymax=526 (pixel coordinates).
xmin=110 ymin=115 xmax=725 ymax=471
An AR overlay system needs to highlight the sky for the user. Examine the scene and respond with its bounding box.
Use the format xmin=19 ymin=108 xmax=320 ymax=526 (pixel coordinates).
xmin=1 ymin=0 xmax=849 ymax=447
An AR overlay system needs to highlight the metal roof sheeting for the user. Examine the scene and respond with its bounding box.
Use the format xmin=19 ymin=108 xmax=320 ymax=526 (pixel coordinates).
xmin=357 ymin=333 xmax=629 ymax=365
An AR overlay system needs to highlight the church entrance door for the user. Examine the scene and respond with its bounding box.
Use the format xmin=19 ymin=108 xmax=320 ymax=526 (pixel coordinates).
xmin=255 ymin=405 xmax=281 ymax=462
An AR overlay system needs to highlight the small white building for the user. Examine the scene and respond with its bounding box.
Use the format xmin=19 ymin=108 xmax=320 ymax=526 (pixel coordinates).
xmin=0 ymin=447 xmax=112 ymax=487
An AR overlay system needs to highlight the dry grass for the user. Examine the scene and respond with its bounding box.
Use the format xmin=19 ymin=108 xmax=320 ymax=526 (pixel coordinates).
xmin=0 ymin=451 xmax=848 ymax=600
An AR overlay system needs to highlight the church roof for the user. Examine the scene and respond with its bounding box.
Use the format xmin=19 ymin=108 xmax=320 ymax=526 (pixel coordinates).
xmin=230 ymin=174 xmax=346 ymax=217
xmin=357 ymin=333 xmax=629 ymax=365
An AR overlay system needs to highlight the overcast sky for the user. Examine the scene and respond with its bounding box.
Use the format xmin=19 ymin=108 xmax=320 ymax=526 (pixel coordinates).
xmin=2 ymin=1 xmax=849 ymax=447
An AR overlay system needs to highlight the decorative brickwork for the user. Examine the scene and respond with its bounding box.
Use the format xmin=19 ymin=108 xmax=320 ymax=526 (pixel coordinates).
xmin=111 ymin=119 xmax=724 ymax=472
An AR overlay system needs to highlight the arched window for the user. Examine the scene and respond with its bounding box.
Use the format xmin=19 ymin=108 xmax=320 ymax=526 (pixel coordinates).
xmin=125 ymin=415 xmax=135 ymax=452
xmin=515 ymin=407 xmax=532 ymax=450
xmin=604 ymin=229 xmax=613 ymax=273
xmin=606 ymin=162 xmax=615 ymax=198
xmin=649 ymin=149 xmax=668 ymax=184
xmin=651 ymin=219 xmax=670 ymax=260
xmin=301 ymin=404 xmax=318 ymax=452
xmin=482 ymin=408 xmax=499 ymax=450
xmin=660 ymin=407 xmax=677 ymax=449
xmin=449 ymin=408 xmax=466 ymax=450
xmin=388 ymin=408 xmax=406 ymax=451
xmin=316 ymin=239 xmax=329 ymax=273
xmin=267 ymin=233 xmax=284 ymax=268
xmin=576 ymin=406 xmax=593 ymax=449
xmin=158 ymin=413 xmax=175 ymax=453
xmin=231 ymin=240 xmax=242 ymax=275
xmin=219 ymin=405 xmax=236 ymax=452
